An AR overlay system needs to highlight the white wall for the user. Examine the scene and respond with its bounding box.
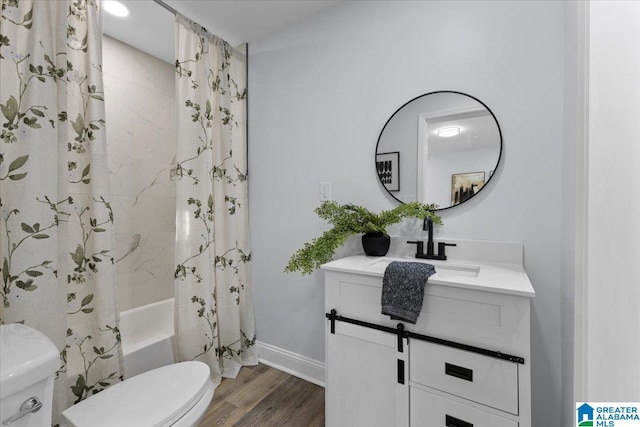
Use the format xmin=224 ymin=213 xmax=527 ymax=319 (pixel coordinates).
xmin=585 ymin=0 xmax=640 ymax=400
xmin=249 ymin=1 xmax=564 ymax=424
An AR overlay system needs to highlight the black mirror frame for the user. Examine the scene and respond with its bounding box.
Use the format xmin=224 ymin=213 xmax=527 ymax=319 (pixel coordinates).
xmin=375 ymin=90 xmax=503 ymax=211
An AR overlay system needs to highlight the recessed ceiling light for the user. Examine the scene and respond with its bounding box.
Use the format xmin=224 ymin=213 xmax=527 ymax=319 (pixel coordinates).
xmin=437 ymin=126 xmax=460 ymax=138
xmin=103 ymin=0 xmax=129 ymax=17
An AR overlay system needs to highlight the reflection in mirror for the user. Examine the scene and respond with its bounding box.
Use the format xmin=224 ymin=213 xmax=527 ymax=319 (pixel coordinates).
xmin=376 ymin=91 xmax=502 ymax=210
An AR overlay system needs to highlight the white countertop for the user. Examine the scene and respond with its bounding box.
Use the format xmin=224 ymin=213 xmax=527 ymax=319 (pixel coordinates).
xmin=321 ymin=255 xmax=535 ymax=298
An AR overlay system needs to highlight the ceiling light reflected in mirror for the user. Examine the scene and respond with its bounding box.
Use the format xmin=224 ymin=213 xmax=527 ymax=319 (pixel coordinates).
xmin=437 ymin=127 xmax=461 ymax=138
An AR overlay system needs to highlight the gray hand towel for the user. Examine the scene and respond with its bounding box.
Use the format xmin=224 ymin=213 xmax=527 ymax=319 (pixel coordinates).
xmin=381 ymin=261 xmax=436 ymax=324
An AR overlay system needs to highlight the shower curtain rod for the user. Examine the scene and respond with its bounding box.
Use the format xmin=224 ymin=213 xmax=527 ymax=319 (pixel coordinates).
xmin=152 ymin=0 xmax=177 ymax=16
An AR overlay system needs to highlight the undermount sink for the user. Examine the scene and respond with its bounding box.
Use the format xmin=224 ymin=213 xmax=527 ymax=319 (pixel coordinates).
xmin=366 ymin=257 xmax=480 ymax=278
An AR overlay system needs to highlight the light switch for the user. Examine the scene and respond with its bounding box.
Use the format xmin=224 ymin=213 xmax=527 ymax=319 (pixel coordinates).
xmin=320 ymin=182 xmax=332 ymax=201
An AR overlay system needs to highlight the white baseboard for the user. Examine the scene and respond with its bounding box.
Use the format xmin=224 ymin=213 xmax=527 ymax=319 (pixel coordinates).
xmin=255 ymin=341 xmax=325 ymax=387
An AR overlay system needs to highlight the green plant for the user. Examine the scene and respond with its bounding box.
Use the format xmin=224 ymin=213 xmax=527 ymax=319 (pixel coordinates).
xmin=284 ymin=201 xmax=441 ymax=275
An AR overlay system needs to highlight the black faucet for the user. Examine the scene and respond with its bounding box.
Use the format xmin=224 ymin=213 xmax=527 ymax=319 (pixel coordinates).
xmin=406 ymin=218 xmax=457 ymax=260
xmin=424 ymin=217 xmax=435 ymax=257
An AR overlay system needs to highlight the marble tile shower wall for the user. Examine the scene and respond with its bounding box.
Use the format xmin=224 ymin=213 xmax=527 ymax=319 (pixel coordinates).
xmin=103 ymin=36 xmax=176 ymax=311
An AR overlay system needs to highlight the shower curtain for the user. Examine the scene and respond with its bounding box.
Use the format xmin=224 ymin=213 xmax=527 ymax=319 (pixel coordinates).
xmin=174 ymin=14 xmax=257 ymax=384
xmin=0 ymin=0 xmax=122 ymax=423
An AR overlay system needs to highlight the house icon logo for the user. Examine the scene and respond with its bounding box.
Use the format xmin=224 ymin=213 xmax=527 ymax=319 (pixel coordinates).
xmin=577 ymin=403 xmax=594 ymax=426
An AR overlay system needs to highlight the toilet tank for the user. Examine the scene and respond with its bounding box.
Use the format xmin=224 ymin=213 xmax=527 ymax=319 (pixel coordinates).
xmin=1 ymin=324 xmax=60 ymax=427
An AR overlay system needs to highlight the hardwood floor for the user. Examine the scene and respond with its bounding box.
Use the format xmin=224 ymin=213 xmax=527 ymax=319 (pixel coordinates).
xmin=199 ymin=364 xmax=325 ymax=427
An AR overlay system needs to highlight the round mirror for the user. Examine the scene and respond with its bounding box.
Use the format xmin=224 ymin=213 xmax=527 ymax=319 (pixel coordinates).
xmin=375 ymin=91 xmax=502 ymax=210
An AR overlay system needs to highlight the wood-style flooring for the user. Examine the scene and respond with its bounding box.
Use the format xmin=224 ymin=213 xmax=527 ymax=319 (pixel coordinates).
xmin=199 ymin=364 xmax=325 ymax=427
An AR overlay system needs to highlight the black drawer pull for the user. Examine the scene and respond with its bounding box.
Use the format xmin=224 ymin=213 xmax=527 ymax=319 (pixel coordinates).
xmin=446 ymin=414 xmax=473 ymax=427
xmin=445 ymin=363 xmax=473 ymax=382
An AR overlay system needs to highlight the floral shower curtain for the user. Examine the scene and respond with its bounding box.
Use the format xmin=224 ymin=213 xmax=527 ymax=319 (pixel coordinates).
xmin=174 ymin=14 xmax=257 ymax=385
xmin=0 ymin=0 xmax=122 ymax=423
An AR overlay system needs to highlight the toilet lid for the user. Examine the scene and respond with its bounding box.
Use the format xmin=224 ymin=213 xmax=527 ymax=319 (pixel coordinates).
xmin=62 ymin=361 xmax=212 ymax=427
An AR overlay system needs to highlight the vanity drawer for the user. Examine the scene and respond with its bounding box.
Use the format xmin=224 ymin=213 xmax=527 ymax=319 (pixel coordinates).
xmin=410 ymin=340 xmax=518 ymax=415
xmin=410 ymin=386 xmax=518 ymax=427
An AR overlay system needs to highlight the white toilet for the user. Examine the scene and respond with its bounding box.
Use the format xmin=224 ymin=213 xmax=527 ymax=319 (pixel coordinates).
xmin=0 ymin=324 xmax=214 ymax=427
xmin=1 ymin=323 xmax=59 ymax=426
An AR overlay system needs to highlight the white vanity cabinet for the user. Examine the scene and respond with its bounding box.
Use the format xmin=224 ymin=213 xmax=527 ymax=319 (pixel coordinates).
xmin=322 ymin=251 xmax=535 ymax=427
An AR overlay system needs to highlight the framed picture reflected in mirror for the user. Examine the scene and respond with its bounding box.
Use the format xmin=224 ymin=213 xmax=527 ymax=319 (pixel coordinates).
xmin=376 ymin=151 xmax=400 ymax=191
xmin=451 ymin=172 xmax=485 ymax=206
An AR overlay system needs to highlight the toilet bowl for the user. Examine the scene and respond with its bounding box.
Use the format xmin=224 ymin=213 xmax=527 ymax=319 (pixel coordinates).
xmin=0 ymin=324 xmax=214 ymax=427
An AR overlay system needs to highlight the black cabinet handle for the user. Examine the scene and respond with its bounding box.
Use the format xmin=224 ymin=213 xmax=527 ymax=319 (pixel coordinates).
xmin=397 ymin=359 xmax=405 ymax=384
xmin=329 ymin=309 xmax=336 ymax=334
xmin=445 ymin=363 xmax=473 ymax=382
xmin=446 ymin=414 xmax=473 ymax=427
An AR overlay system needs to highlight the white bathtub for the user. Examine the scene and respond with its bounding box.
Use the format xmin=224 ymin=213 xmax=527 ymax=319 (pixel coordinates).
xmin=119 ymin=298 xmax=176 ymax=379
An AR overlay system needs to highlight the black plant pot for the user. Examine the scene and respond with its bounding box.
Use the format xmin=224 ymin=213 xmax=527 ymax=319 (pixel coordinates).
xmin=362 ymin=232 xmax=391 ymax=257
